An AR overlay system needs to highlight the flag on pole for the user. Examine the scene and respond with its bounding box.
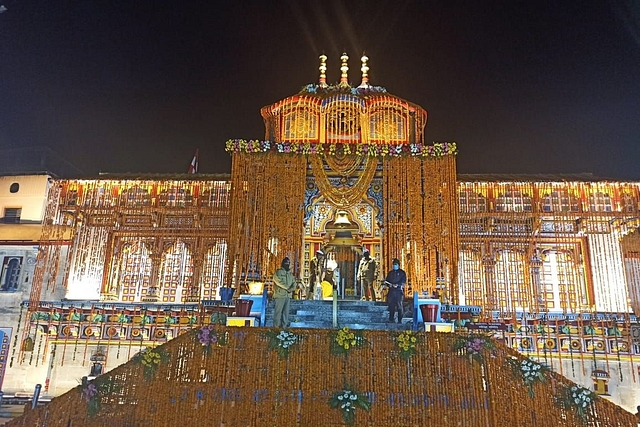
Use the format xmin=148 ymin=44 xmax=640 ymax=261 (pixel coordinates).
xmin=188 ymin=149 xmax=198 ymax=174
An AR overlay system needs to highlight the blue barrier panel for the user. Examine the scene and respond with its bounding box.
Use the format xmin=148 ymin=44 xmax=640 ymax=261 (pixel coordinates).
xmin=412 ymin=292 xmax=442 ymax=331
xmin=238 ymin=290 xmax=268 ymax=326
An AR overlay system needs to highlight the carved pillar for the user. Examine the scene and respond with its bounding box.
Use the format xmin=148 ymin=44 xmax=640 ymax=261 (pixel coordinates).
xmin=185 ymin=247 xmax=203 ymax=303
xmin=529 ymin=253 xmax=545 ymax=313
xmin=100 ymin=233 xmax=119 ymax=301
xmin=142 ymin=240 xmax=163 ymax=302
xmin=482 ymin=253 xmax=497 ymax=312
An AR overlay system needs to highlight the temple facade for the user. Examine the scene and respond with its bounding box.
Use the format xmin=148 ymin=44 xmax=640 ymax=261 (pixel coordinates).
xmin=1 ymin=55 xmax=640 ymax=412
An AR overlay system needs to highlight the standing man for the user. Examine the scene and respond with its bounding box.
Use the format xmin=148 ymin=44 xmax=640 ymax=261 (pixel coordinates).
xmin=384 ymin=258 xmax=406 ymax=323
xmin=307 ymin=250 xmax=325 ymax=300
xmin=273 ymin=257 xmax=298 ymax=328
xmin=357 ymin=249 xmax=378 ymax=301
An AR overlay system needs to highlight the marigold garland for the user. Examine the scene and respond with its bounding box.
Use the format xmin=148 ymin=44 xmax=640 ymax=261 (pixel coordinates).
xmin=11 ymin=329 xmax=637 ymax=427
xmin=225 ymin=139 xmax=457 ymax=158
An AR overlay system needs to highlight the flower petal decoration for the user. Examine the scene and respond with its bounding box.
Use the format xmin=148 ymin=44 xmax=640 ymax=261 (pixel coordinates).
xmin=329 ymin=384 xmax=371 ymax=426
xmin=265 ymin=329 xmax=300 ymax=359
xmin=225 ymin=139 xmax=457 ymax=158
xmin=452 ymin=333 xmax=495 ymax=363
xmin=506 ymin=356 xmax=550 ymax=397
xmin=396 ymin=330 xmax=421 ymax=360
xmin=555 ymin=383 xmax=597 ymax=421
xmin=330 ymin=327 xmax=367 ymax=357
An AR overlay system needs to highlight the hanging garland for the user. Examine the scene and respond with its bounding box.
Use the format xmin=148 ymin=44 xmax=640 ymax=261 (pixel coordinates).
xmin=309 ymin=154 xmax=377 ymax=207
xmin=323 ymin=153 xmax=365 ymax=176
xmin=225 ymin=139 xmax=458 ymax=158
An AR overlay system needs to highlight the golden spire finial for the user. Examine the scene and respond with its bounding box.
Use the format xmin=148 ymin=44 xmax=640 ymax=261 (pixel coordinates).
xmin=358 ymin=54 xmax=370 ymax=88
xmin=340 ymin=52 xmax=349 ymax=86
xmin=319 ymin=54 xmax=328 ymax=88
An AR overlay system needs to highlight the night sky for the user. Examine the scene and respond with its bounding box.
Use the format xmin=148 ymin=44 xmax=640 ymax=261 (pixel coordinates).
xmin=1 ymin=1 xmax=639 ymax=178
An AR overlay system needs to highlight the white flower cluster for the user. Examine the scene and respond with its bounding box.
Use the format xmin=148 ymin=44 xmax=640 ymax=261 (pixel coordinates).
xmin=276 ymin=331 xmax=298 ymax=349
xmin=520 ymin=359 xmax=544 ymax=384
xmin=337 ymin=390 xmax=359 ymax=411
xmin=570 ymin=386 xmax=594 ymax=408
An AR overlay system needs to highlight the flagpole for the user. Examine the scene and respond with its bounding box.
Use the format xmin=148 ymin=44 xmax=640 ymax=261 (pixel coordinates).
xmin=188 ymin=149 xmax=199 ymax=174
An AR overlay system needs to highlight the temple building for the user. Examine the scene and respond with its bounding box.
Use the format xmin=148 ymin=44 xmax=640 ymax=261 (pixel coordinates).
xmin=1 ymin=54 xmax=640 ymax=413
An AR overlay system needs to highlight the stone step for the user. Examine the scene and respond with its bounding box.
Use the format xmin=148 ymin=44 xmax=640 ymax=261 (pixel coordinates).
xmin=264 ymin=300 xmax=414 ymax=331
xmin=286 ymin=321 xmax=411 ymax=331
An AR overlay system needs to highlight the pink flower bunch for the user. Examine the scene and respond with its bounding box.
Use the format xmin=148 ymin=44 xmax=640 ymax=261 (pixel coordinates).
xmin=465 ymin=338 xmax=485 ymax=354
xmin=82 ymin=383 xmax=98 ymax=402
xmin=198 ymin=325 xmax=218 ymax=347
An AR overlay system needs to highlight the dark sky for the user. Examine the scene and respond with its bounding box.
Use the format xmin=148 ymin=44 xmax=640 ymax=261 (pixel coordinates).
xmin=1 ymin=1 xmax=640 ymax=178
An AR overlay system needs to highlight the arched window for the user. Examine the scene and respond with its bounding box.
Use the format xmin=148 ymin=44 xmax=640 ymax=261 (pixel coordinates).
xmin=369 ymin=110 xmax=406 ymax=142
xmin=494 ymin=249 xmax=529 ymax=310
xmin=158 ymin=240 xmax=193 ymax=303
xmin=538 ymin=249 xmax=588 ymax=312
xmin=589 ymin=191 xmax=612 ymax=212
xmin=495 ymin=191 xmax=532 ymax=212
xmin=201 ymin=241 xmax=228 ymax=300
xmin=541 ymin=190 xmax=580 ymax=213
xmin=458 ymin=191 xmax=487 ymax=213
xmin=118 ymin=241 xmax=152 ymax=302
xmin=621 ymin=192 xmax=637 ymax=213
xmin=458 ymin=250 xmax=483 ymax=306
xmin=283 ymin=110 xmax=318 ymax=140
xmin=119 ymin=186 xmax=151 ymax=207
xmin=0 ymin=257 xmax=21 ymax=291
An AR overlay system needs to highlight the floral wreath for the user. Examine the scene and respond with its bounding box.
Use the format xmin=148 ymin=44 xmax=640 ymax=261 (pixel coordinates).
xmin=134 ymin=347 xmax=169 ymax=380
xmin=452 ymin=334 xmax=494 ymax=363
xmin=81 ymin=376 xmax=118 ymax=417
xmin=265 ymin=329 xmax=300 ymax=360
xmin=330 ymin=327 xmax=367 ymax=357
xmin=197 ymin=325 xmax=228 ymax=354
xmin=555 ymin=384 xmax=597 ymax=421
xmin=506 ymin=356 xmax=549 ymax=397
xmin=328 ymin=385 xmax=371 ymax=426
xmin=396 ymin=330 xmax=420 ymax=360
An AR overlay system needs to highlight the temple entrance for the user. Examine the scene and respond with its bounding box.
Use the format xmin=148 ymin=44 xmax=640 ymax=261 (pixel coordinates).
xmin=324 ymin=245 xmax=360 ymax=299
xmin=317 ymin=208 xmax=376 ymax=300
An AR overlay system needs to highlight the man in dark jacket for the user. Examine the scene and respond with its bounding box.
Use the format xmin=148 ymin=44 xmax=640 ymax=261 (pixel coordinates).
xmin=384 ymin=258 xmax=406 ymax=323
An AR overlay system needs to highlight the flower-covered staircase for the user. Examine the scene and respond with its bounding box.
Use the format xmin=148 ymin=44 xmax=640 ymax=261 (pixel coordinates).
xmin=5 ymin=327 xmax=636 ymax=427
